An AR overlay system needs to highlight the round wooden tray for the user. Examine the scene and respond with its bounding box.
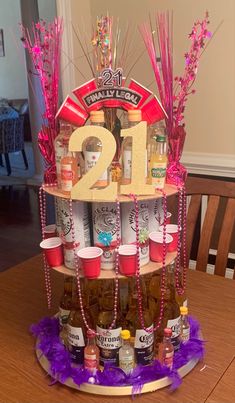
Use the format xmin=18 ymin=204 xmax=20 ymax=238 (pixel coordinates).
xmin=51 ymin=252 xmax=177 ymax=279
xmin=43 ymin=184 xmax=177 ymax=203
xmin=36 ymin=348 xmax=199 ymax=396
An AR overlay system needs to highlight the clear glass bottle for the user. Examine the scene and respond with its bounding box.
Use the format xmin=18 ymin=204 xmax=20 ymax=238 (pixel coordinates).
xmin=54 ymin=123 xmax=73 ymax=188
xmin=180 ymin=306 xmax=190 ymax=342
xmin=83 ymin=110 xmax=109 ymax=188
xmin=149 ymin=133 xmax=167 ymax=189
xmin=84 ymin=330 xmax=100 ymax=374
xmin=122 ymin=109 xmax=143 ymax=184
xmin=155 ymin=261 xmax=181 ymax=353
xmin=119 ymin=329 xmax=135 ymax=374
xmin=158 ymin=328 xmax=174 ymax=369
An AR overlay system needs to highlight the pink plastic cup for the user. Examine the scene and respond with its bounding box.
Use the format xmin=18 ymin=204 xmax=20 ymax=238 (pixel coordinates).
xmin=159 ymin=224 xmax=180 ymax=252
xmin=44 ymin=224 xmax=57 ymax=239
xmin=141 ymin=96 xmax=167 ymax=124
xmin=159 ymin=212 xmax=172 ymax=225
xmin=40 ymin=237 xmax=64 ymax=267
xmin=118 ymin=244 xmax=138 ymax=276
xmin=56 ymin=96 xmax=88 ymax=126
xmin=149 ymin=232 xmax=173 ymax=262
xmin=77 ymin=247 xmax=103 ymax=279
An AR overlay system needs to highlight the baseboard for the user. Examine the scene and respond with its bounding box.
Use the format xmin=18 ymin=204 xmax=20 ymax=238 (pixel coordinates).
xmin=181 ymin=152 xmax=235 ymax=178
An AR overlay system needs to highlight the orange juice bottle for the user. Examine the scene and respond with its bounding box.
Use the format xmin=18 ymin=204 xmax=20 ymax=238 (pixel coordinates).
xmin=149 ymin=133 xmax=167 ymax=189
xmin=61 ymin=151 xmax=79 ymax=194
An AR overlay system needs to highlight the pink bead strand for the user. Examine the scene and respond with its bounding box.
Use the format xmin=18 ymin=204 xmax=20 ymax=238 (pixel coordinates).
xmin=69 ymin=198 xmax=120 ymax=336
xmin=39 ymin=186 xmax=52 ymax=309
xmin=130 ymin=192 xmax=167 ymax=333
xmin=175 ymin=186 xmax=187 ymax=295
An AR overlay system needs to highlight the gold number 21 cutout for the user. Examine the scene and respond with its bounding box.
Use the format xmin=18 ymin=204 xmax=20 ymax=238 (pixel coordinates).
xmin=69 ymin=122 xmax=155 ymax=201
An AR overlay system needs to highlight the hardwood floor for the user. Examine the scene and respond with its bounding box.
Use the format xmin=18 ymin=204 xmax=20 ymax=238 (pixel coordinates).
xmin=0 ymin=185 xmax=42 ymax=271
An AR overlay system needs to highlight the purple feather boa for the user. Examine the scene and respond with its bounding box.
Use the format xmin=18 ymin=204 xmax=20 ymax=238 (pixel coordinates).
xmin=31 ymin=315 xmax=204 ymax=394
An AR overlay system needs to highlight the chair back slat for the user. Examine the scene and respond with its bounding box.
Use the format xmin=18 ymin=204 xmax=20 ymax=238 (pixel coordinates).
xmin=186 ymin=194 xmax=201 ymax=266
xmin=195 ymin=195 xmax=220 ymax=272
xmin=215 ymin=198 xmax=235 ymax=276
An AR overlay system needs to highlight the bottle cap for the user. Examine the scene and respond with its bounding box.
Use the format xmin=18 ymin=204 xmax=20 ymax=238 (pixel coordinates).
xmin=164 ymin=328 xmax=172 ymax=337
xmin=87 ymin=329 xmax=96 ymax=338
xmin=180 ymin=306 xmax=188 ymax=315
xmin=156 ymin=134 xmax=166 ymax=142
xmin=90 ymin=110 xmax=105 ymax=123
xmin=121 ymin=329 xmax=131 ymax=340
xmin=128 ymin=109 xmax=142 ymax=122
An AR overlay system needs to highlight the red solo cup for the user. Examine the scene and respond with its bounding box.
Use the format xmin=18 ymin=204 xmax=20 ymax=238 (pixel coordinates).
xmin=141 ymin=96 xmax=167 ymax=124
xmin=118 ymin=244 xmax=138 ymax=276
xmin=149 ymin=231 xmax=173 ymax=262
xmin=128 ymin=79 xmax=152 ymax=108
xmin=77 ymin=247 xmax=103 ymax=279
xmin=56 ymin=96 xmax=88 ymax=126
xmin=73 ymin=78 xmax=99 ymax=111
xmin=159 ymin=224 xmax=180 ymax=252
xmin=159 ymin=212 xmax=172 ymax=225
xmin=44 ymin=224 xmax=57 ymax=239
xmin=40 ymin=237 xmax=64 ymax=267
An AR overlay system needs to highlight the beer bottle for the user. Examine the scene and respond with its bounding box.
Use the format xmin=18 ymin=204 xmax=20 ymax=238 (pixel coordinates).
xmin=67 ymin=288 xmax=91 ymax=365
xmin=126 ymin=278 xmax=154 ymax=366
xmin=59 ymin=276 xmax=73 ymax=327
xmin=96 ymin=291 xmax=122 ymax=367
xmin=155 ymin=261 xmax=181 ymax=353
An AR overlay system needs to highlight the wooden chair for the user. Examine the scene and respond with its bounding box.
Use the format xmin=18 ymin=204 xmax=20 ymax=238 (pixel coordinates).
xmin=185 ymin=176 xmax=235 ymax=277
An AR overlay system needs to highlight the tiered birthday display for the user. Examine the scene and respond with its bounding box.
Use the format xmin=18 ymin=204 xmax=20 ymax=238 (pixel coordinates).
xmin=22 ymin=12 xmax=211 ymax=396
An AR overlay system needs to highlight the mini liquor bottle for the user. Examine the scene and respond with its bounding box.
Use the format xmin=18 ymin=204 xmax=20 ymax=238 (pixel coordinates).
xmin=54 ymin=123 xmax=73 ymax=188
xmin=180 ymin=306 xmax=190 ymax=342
xmin=83 ymin=110 xmax=109 ymax=187
xmin=158 ymin=328 xmax=174 ymax=370
xmin=61 ymin=150 xmax=79 ymax=194
xmin=84 ymin=330 xmax=100 ymax=374
xmin=119 ymin=330 xmax=135 ymax=374
xmin=122 ymin=109 xmax=145 ymax=184
xmin=149 ymin=132 xmax=167 ymax=189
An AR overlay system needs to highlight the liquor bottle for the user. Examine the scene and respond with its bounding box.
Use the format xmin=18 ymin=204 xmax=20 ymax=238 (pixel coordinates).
xmin=149 ymin=132 xmax=167 ymax=189
xmin=96 ymin=292 xmax=122 ymax=367
xmin=122 ymin=109 xmax=146 ymax=184
xmin=83 ymin=110 xmax=109 ymax=188
xmin=180 ymin=306 xmax=190 ymax=342
xmin=84 ymin=330 xmax=100 ymax=375
xmin=155 ymin=261 xmax=181 ymax=353
xmin=61 ymin=150 xmax=79 ymax=194
xmin=147 ymin=124 xmax=156 ymax=178
xmin=67 ymin=292 xmax=91 ymax=365
xmin=119 ymin=329 xmax=135 ymax=374
xmin=158 ymin=328 xmax=174 ymax=370
xmin=54 ymin=123 xmax=73 ymax=188
xmin=125 ymin=279 xmax=154 ymax=366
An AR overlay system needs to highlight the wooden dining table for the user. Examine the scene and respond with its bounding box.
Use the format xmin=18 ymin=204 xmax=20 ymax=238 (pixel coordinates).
xmin=0 ymin=255 xmax=235 ymax=403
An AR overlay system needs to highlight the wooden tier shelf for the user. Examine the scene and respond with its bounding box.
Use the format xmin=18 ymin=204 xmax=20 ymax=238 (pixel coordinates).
xmin=43 ymin=184 xmax=177 ymax=203
xmin=51 ymin=252 xmax=177 ymax=279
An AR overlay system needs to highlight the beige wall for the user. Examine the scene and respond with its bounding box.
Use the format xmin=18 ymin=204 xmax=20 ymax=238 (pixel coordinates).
xmin=58 ymin=0 xmax=235 ymax=157
xmin=0 ymin=0 xmax=28 ymax=99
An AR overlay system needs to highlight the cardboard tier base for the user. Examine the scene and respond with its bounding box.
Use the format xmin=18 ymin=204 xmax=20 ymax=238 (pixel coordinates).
xmin=36 ymin=347 xmax=199 ymax=396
